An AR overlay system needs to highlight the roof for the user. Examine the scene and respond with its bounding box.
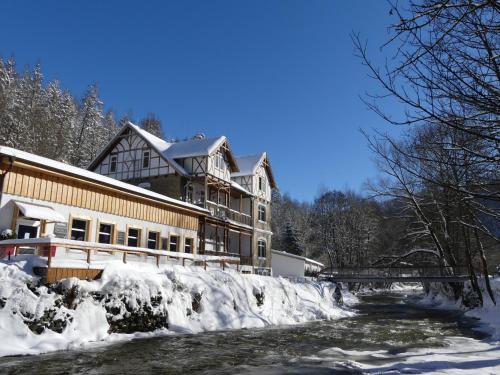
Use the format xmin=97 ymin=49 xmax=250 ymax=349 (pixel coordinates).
xmin=15 ymin=201 xmax=67 ymax=223
xmin=0 ymin=146 xmax=208 ymax=214
xmin=89 ymin=122 xmax=239 ymax=173
xmin=232 ymin=154 xmax=263 ymax=176
xmin=271 ymin=249 xmax=324 ymax=268
xmin=230 ymin=180 xmax=252 ymax=196
xmin=233 ymin=152 xmax=277 ymax=188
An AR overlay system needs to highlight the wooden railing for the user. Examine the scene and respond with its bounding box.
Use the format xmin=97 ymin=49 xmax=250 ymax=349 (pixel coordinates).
xmin=206 ymin=201 xmax=253 ymax=226
xmin=0 ymin=238 xmax=241 ymax=271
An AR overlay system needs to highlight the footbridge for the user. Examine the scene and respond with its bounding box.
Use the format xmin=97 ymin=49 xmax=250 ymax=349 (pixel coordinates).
xmin=318 ymin=265 xmax=471 ymax=283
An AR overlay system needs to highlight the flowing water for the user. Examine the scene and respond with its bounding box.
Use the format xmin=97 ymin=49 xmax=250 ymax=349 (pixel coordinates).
xmin=0 ymin=292 xmax=490 ymax=374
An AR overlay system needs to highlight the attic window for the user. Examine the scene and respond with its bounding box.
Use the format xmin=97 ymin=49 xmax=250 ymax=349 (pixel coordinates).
xmin=259 ymin=176 xmax=266 ymax=192
xmin=110 ymin=155 xmax=117 ymax=173
xmin=142 ymin=150 xmax=150 ymax=169
xmin=214 ymin=154 xmax=224 ymax=170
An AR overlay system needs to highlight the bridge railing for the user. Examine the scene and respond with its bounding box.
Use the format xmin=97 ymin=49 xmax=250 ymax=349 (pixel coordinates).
xmin=320 ymin=265 xmax=470 ymax=279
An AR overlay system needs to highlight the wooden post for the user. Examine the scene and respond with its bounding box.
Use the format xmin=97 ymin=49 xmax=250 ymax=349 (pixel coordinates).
xmin=239 ymin=232 xmax=242 ymax=256
xmin=86 ymin=249 xmax=91 ymax=264
xmin=47 ymin=245 xmax=52 ymax=268
xmin=156 ymin=255 xmax=160 ymax=267
xmin=123 ymin=251 xmax=127 ymax=263
xmin=182 ymin=258 xmax=185 ymax=267
xmin=204 ymin=261 xmax=207 ymax=270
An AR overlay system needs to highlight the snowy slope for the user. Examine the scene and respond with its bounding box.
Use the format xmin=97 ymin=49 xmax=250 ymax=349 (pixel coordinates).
xmin=0 ymin=259 xmax=356 ymax=357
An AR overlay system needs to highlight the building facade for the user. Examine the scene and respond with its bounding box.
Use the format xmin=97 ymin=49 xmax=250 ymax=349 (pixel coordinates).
xmin=0 ymin=147 xmax=204 ymax=257
xmin=89 ymin=122 xmax=276 ymax=273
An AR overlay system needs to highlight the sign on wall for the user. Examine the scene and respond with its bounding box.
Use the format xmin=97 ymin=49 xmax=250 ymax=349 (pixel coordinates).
xmin=116 ymin=231 xmax=126 ymax=245
xmin=53 ymin=223 xmax=68 ymax=239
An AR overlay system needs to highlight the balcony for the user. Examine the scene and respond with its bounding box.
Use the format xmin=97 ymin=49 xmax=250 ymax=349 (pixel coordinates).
xmin=206 ymin=201 xmax=252 ymax=226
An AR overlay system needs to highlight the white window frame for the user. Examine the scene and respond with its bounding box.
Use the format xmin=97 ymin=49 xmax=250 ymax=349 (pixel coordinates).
xmin=70 ymin=217 xmax=90 ymax=242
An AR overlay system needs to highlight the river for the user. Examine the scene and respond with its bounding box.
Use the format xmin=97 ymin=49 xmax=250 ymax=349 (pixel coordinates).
xmin=0 ymin=291 xmax=495 ymax=374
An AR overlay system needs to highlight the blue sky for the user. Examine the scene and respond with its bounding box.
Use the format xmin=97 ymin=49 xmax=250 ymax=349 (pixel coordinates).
xmin=1 ymin=1 xmax=403 ymax=201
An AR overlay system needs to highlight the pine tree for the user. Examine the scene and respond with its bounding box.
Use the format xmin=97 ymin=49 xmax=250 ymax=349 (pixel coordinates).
xmin=103 ymin=109 xmax=119 ymax=142
xmin=140 ymin=113 xmax=164 ymax=138
xmin=71 ymin=84 xmax=104 ymax=167
xmin=282 ymin=222 xmax=302 ymax=256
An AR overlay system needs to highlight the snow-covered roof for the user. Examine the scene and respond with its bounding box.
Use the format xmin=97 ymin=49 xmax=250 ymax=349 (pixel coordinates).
xmin=233 ymin=152 xmax=277 ymax=188
xmin=271 ymin=249 xmax=324 ymax=268
xmin=89 ymin=122 xmax=239 ymax=174
xmin=15 ymin=201 xmax=67 ymax=223
xmin=230 ymin=180 xmax=252 ymax=196
xmin=232 ymin=154 xmax=264 ymax=177
xmin=0 ymin=146 xmax=208 ymax=214
xmin=164 ymin=136 xmax=226 ymax=159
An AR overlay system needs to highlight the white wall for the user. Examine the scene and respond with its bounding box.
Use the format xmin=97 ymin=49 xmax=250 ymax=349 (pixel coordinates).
xmin=0 ymin=194 xmax=198 ymax=252
xmin=271 ymin=251 xmax=305 ymax=278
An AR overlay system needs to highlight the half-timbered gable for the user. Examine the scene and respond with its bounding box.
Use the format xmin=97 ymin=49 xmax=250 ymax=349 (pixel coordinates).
xmin=89 ymin=123 xmax=177 ymax=181
xmin=232 ymin=153 xmax=276 ymax=201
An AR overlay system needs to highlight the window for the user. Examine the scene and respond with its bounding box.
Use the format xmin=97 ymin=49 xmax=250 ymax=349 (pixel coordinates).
xmin=214 ymin=153 xmax=224 ymax=170
xmin=110 ymin=155 xmax=117 ymax=173
xmin=169 ymin=235 xmax=178 ymax=252
xmin=147 ymin=231 xmax=159 ymax=250
xmin=184 ymin=238 xmax=193 ymax=253
xmin=259 ymin=176 xmax=266 ymax=192
xmin=17 ymin=225 xmax=38 ymax=239
xmin=98 ymin=223 xmax=114 ymax=244
xmin=127 ymin=227 xmax=141 ymax=247
xmin=142 ymin=150 xmax=150 ymax=169
xmin=71 ymin=219 xmax=89 ymax=241
xmin=258 ymin=205 xmax=266 ymax=222
xmin=258 ymin=239 xmax=266 ymax=258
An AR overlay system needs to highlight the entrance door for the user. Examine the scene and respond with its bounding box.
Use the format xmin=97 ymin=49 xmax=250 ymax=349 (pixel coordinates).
xmin=17 ymin=225 xmax=38 ymax=239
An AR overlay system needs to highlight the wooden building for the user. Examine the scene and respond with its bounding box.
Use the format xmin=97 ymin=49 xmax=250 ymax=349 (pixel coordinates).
xmin=0 ymin=146 xmax=205 ymax=256
xmin=89 ymin=122 xmax=277 ymax=273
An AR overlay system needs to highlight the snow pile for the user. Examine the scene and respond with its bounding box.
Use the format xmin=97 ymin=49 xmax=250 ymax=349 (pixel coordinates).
xmin=463 ymin=278 xmax=500 ymax=340
xmin=0 ymin=259 xmax=355 ymax=357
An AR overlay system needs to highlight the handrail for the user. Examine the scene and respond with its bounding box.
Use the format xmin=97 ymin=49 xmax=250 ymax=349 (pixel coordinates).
xmin=0 ymin=238 xmax=241 ymax=271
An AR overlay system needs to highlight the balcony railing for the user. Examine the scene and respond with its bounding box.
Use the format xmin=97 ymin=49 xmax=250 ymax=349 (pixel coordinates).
xmin=206 ymin=201 xmax=253 ymax=226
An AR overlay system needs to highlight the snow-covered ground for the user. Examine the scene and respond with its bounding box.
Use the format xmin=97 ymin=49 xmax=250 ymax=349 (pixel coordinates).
xmin=0 ymin=257 xmax=356 ymax=357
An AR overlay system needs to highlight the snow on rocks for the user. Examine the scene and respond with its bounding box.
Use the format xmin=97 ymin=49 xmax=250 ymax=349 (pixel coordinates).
xmin=0 ymin=259 xmax=356 ymax=357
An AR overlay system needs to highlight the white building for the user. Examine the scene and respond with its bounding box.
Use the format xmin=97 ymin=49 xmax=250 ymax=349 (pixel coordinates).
xmin=271 ymin=249 xmax=324 ymax=278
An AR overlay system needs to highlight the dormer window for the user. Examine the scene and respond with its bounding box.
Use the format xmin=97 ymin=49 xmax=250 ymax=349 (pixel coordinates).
xmin=110 ymin=155 xmax=117 ymax=173
xmin=142 ymin=150 xmax=150 ymax=169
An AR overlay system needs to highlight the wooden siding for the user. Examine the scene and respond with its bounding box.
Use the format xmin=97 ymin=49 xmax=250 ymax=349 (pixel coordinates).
xmin=2 ymin=165 xmax=199 ymax=231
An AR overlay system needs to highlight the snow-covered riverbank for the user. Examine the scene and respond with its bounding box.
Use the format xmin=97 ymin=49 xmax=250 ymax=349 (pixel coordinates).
xmin=419 ymin=277 xmax=500 ymax=340
xmin=0 ymin=257 xmax=356 ymax=357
